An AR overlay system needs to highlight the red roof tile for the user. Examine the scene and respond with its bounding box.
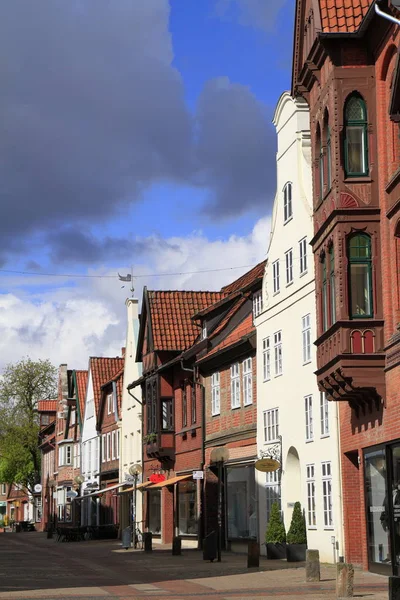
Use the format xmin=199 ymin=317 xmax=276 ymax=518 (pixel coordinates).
xmin=75 ymin=370 xmax=88 ymax=421
xmin=90 ymin=357 xmax=125 ymax=414
xmin=148 ymin=291 xmax=225 ymax=351
xmin=221 ymin=261 xmax=266 ymax=294
xmin=319 ymin=0 xmax=372 ymax=33
xmin=37 ymin=400 xmax=57 ymax=412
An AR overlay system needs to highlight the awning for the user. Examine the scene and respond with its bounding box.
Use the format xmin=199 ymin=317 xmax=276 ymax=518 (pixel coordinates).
xmin=118 ymin=481 xmax=154 ymax=494
xmin=149 ymin=474 xmax=192 ymax=489
xmin=73 ymin=481 xmax=130 ymax=501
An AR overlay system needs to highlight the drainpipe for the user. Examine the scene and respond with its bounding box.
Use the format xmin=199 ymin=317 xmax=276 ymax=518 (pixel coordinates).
xmin=128 ymin=388 xmax=142 ymax=406
xmin=334 ymin=402 xmax=345 ymax=563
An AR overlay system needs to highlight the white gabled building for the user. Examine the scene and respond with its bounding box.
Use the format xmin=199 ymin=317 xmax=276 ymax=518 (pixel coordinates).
xmin=255 ymin=92 xmax=343 ymax=562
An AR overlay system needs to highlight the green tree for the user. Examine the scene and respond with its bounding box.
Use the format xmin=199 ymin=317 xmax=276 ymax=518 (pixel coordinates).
xmin=0 ymin=358 xmax=57 ymax=493
xmin=265 ymin=501 xmax=286 ymax=544
xmin=286 ymin=501 xmax=307 ymax=545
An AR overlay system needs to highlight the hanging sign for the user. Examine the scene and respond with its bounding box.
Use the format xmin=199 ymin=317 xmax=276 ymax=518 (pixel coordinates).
xmin=255 ymin=458 xmax=280 ymax=473
xmin=149 ymin=473 xmax=166 ymax=484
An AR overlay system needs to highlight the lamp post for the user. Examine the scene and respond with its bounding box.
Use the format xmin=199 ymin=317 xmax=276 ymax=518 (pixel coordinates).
xmin=129 ymin=463 xmax=142 ymax=548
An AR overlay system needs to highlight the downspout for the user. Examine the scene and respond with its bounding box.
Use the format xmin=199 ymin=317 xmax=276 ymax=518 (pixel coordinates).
xmin=128 ymin=387 xmax=143 ymax=406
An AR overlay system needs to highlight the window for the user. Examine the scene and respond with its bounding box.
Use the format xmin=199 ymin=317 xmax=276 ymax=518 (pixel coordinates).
xmin=322 ymin=461 xmax=333 ymax=527
xmin=285 ymin=249 xmax=293 ymax=285
xmin=274 ymin=331 xmax=282 ymax=376
xmin=161 ymin=398 xmax=173 ymax=430
xmin=1 ymin=483 xmax=6 ymax=495
xmin=265 ymin=470 xmax=281 ymax=524
xmin=102 ymin=434 xmax=106 ymax=463
xmin=348 ymin=233 xmax=373 ymax=318
xmin=273 ymin=260 xmax=280 ymax=294
xmin=111 ymin=431 xmax=116 ymax=460
xmin=253 ymin=290 xmax=263 ymax=318
xmin=243 ymin=358 xmax=252 ymax=406
xmin=305 ymin=395 xmax=313 ymax=441
xmin=178 ymin=480 xmax=197 ymax=536
xmin=330 ymin=245 xmax=336 ymax=324
xmin=182 ymin=386 xmax=187 ymax=428
xmin=211 ymin=372 xmax=220 ymax=416
xmin=58 ymin=444 xmax=72 ymax=466
xmin=283 ymin=182 xmax=293 ymax=223
xmin=230 ymin=363 xmax=241 ymax=409
xmin=73 ymin=443 xmax=80 ymax=469
xmin=318 ymin=125 xmax=324 ymax=199
xmin=42 ymin=414 xmax=50 ymax=425
xmin=87 ymin=397 xmax=94 ymax=418
xmin=321 ymin=255 xmax=328 ymax=332
xmin=262 ymin=337 xmax=271 ymax=381
xmin=344 ymin=94 xmax=368 ymax=177
xmin=107 ymin=432 xmax=111 ymax=461
xmin=302 ymin=314 xmax=311 ymax=364
xmin=306 ymin=464 xmax=316 ymax=527
xmin=107 ymin=393 xmax=113 ymax=415
xmin=326 ymin=125 xmax=332 ymax=190
xmin=191 ymin=386 xmax=196 ymax=424
xmin=263 ymin=408 xmax=279 ymax=442
xmin=70 ymin=409 xmax=76 ymax=426
xmin=88 ymin=440 xmax=92 ymax=475
xmin=93 ymin=437 xmax=98 ymax=473
xmin=202 ymin=322 xmax=207 ymax=340
xmin=226 ymin=465 xmax=257 ymax=540
xmin=320 ymin=392 xmax=329 ymax=437
xmin=299 ymin=237 xmax=308 ymax=275
xmin=116 ymin=429 xmax=120 ymax=459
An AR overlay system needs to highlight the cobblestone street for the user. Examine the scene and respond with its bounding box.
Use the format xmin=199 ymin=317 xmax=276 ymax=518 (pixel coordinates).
xmin=0 ymin=533 xmax=389 ymax=600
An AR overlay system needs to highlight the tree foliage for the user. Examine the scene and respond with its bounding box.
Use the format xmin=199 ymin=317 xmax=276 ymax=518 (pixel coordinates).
xmin=286 ymin=501 xmax=307 ymax=545
xmin=0 ymin=358 xmax=57 ymax=492
xmin=265 ymin=501 xmax=286 ymax=544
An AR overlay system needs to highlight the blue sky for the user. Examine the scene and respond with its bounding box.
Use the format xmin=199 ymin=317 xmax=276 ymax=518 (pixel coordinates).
xmin=0 ymin=0 xmax=295 ymax=368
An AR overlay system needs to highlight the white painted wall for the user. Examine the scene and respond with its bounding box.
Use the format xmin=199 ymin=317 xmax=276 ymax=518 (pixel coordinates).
xmin=119 ymin=298 xmax=143 ymax=522
xmin=255 ymin=92 xmax=343 ymax=563
xmin=80 ymin=368 xmax=100 ymax=526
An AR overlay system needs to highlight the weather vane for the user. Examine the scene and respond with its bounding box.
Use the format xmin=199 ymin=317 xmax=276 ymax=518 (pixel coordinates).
xmin=118 ymin=267 xmax=135 ymax=296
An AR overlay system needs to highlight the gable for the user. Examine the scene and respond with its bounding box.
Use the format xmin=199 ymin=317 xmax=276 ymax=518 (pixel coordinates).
xmin=292 ymin=0 xmax=322 ymax=95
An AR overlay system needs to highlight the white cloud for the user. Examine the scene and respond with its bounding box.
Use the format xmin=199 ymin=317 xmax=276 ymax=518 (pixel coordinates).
xmin=0 ymin=217 xmax=270 ymax=371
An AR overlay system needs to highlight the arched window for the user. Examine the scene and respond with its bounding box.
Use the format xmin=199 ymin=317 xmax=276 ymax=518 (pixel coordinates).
xmin=283 ymin=182 xmax=293 ymax=223
xmin=344 ymin=94 xmax=369 ymax=177
xmin=348 ymin=233 xmax=373 ymax=318
xmin=325 ymin=111 xmax=332 ymax=190
xmin=329 ymin=245 xmax=335 ymax=324
xmin=317 ymin=125 xmax=324 ymax=199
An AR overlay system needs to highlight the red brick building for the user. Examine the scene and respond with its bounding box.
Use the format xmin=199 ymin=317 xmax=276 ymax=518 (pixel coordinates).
xmin=98 ymin=365 xmax=124 ymax=527
xmin=134 ymin=289 xmax=224 ymax=545
xmin=193 ymin=262 xmax=265 ymax=552
xmin=292 ymin=0 xmax=400 ymax=575
xmin=38 ymin=399 xmax=57 ymax=531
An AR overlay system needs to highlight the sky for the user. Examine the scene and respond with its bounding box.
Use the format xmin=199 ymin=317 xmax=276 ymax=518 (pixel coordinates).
xmin=0 ymin=0 xmax=295 ymax=371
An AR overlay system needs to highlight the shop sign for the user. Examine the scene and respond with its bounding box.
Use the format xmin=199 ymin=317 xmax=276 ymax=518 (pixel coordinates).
xmin=149 ymin=473 xmax=166 ymax=483
xmin=34 ymin=484 xmax=42 ymax=493
xmin=193 ymin=471 xmax=204 ymax=480
xmin=255 ymin=458 xmax=280 ymax=473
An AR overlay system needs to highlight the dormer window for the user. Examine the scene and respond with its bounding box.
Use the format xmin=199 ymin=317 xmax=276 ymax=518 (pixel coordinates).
xmin=107 ymin=393 xmax=113 ymax=415
xmin=253 ymin=290 xmax=263 ymax=318
xmin=283 ymin=182 xmax=293 ymax=223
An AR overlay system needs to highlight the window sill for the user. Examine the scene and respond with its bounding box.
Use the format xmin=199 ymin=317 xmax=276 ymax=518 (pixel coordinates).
xmin=264 ymin=440 xmax=280 ymax=445
xmin=231 ymin=405 xmax=241 ymax=411
xmin=344 ymin=175 xmax=370 ymax=183
xmin=320 ymin=434 xmax=330 ymax=439
xmin=273 ymin=291 xmax=280 ymax=297
xmin=286 ymin=281 xmax=294 ymax=288
xmin=211 ymin=412 xmax=220 ymax=418
xmin=324 ymin=527 xmax=335 ymax=531
xmin=243 ymin=402 xmax=253 ymax=407
xmin=303 ymin=360 xmax=312 ymax=366
xmin=284 ymin=217 xmax=293 ymax=226
xmin=263 ymin=378 xmax=271 ymax=383
xmin=274 ymin=373 xmax=283 ymax=378
xmin=306 ymin=439 xmax=314 ymax=443
xmin=300 ymin=270 xmax=308 ymax=278
xmin=307 ymin=527 xmax=317 ymax=531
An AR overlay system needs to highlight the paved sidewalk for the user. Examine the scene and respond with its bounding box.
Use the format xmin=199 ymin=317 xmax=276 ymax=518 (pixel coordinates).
xmin=0 ymin=532 xmax=389 ymax=599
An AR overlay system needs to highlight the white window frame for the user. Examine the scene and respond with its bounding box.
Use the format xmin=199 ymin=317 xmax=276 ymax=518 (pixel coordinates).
xmin=211 ymin=372 xmax=220 ymax=416
xmin=107 ymin=393 xmax=113 ymax=416
xmin=283 ymin=182 xmax=293 ymax=223
xmin=265 ymin=470 xmax=281 ymax=523
xmin=305 ymin=395 xmax=313 ymax=442
xmin=263 ymin=408 xmax=279 ymax=443
xmin=306 ymin=464 xmax=316 ymax=528
xmin=111 ymin=431 xmax=116 ymax=460
xmin=242 ymin=357 xmax=252 ymax=406
xmin=285 ymin=249 xmax=293 ymax=285
xmin=107 ymin=432 xmax=111 ymax=462
xmin=322 ymin=461 xmax=333 ymax=528
xmin=1 ymin=483 xmax=6 ymax=495
xmin=253 ymin=290 xmax=263 ymax=318
xmin=73 ymin=443 xmax=80 ymax=469
xmin=273 ymin=260 xmax=280 ymax=294
xmin=102 ymin=434 xmax=106 ymax=463
xmin=230 ymin=363 xmax=241 ymax=409
xmin=87 ymin=440 xmax=92 ymax=476
xmin=320 ymin=392 xmax=330 ymax=437
xmin=116 ymin=429 xmax=120 ymax=459
xmin=202 ymin=322 xmax=207 ymax=340
xmin=262 ymin=337 xmax=271 ymax=381
xmin=274 ymin=331 xmax=282 ymax=376
xmin=299 ymin=237 xmax=308 ymax=275
xmin=302 ymin=314 xmax=311 ymax=364
xmin=70 ymin=409 xmax=76 ymax=426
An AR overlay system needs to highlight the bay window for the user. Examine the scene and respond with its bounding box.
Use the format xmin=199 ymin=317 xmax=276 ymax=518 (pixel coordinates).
xmin=344 ymin=94 xmax=369 ymax=177
xmin=348 ymin=233 xmax=373 ymax=318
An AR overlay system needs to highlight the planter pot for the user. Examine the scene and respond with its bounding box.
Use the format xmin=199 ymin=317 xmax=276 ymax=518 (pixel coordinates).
xmin=266 ymin=542 xmax=287 ymax=560
xmin=286 ymin=543 xmax=307 ymax=562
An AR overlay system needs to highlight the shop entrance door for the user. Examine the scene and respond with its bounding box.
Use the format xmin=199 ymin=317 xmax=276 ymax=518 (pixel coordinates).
xmin=388 ymin=444 xmax=400 ymax=575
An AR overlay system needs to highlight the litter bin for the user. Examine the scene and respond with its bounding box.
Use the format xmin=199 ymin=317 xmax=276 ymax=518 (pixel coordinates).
xmin=121 ymin=526 xmax=131 ymax=550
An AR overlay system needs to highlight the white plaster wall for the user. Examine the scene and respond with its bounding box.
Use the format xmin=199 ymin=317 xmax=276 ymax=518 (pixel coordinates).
xmin=255 ymin=92 xmax=343 ymax=563
xmin=80 ymin=369 xmax=100 ymax=524
xmin=119 ymin=298 xmax=143 ymax=522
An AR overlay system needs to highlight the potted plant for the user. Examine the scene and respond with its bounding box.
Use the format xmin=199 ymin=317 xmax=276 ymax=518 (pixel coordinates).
xmin=143 ymin=433 xmax=157 ymax=444
xmin=286 ymin=501 xmax=307 ymax=562
xmin=265 ymin=502 xmax=286 ymax=559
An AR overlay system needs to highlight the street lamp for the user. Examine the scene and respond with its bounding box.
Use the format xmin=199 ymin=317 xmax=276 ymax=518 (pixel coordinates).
xmin=129 ymin=463 xmax=142 ymax=548
xmin=375 ymin=0 xmax=400 ymax=27
xmin=210 ymin=447 xmax=229 ymax=562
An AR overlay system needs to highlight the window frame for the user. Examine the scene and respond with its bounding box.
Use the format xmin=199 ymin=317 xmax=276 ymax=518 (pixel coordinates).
xmin=107 ymin=393 xmax=113 ymax=416
xmin=348 ymin=233 xmax=373 ymax=319
xmin=273 ymin=331 xmax=282 ymax=377
xmin=242 ymin=357 xmax=253 ymax=406
xmin=318 ymin=125 xmax=324 ymax=199
xmin=230 ymin=363 xmax=241 ymax=409
xmin=102 ymin=434 xmax=106 ymax=463
xmin=320 ymin=391 xmax=329 ymax=437
xmin=285 ymin=248 xmax=293 ymax=285
xmin=211 ymin=372 xmax=220 ymax=416
xmin=272 ymin=260 xmax=280 ymax=294
xmin=344 ymin=94 xmax=369 ymax=177
xmin=263 ymin=408 xmax=279 ymax=443
xmin=302 ymin=314 xmax=311 ymax=365
xmin=299 ymin=237 xmax=308 ymax=275
xmin=262 ymin=337 xmax=271 ymax=382
xmin=326 ymin=125 xmax=332 ymax=190
xmin=306 ymin=464 xmax=316 ymax=528
xmin=283 ymin=182 xmax=293 ymax=223
xmin=305 ymin=395 xmax=314 ymax=442
xmin=322 ymin=461 xmax=334 ymax=528
xmin=322 ymin=255 xmax=328 ymax=332
xmin=329 ymin=245 xmax=336 ymax=325
xmin=253 ymin=290 xmax=263 ymax=318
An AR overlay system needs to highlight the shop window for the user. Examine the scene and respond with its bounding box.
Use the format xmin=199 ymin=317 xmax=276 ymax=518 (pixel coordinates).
xmin=147 ymin=490 xmax=161 ymax=535
xmin=226 ymin=465 xmax=257 ymax=540
xmin=344 ymin=94 xmax=369 ymax=177
xmin=348 ymin=233 xmax=373 ymax=318
xmin=283 ymin=182 xmax=293 ymax=223
xmin=178 ymin=480 xmax=197 ymax=536
xmin=364 ymin=448 xmax=389 ymax=566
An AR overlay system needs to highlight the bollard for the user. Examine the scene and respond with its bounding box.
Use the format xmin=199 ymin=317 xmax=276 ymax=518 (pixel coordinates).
xmin=305 ymin=549 xmax=320 ymax=582
xmin=143 ymin=531 xmax=153 ymax=553
xmin=172 ymin=536 xmax=182 ymax=556
xmin=247 ymin=540 xmax=260 ymax=568
xmin=336 ymin=562 xmax=354 ymax=598
xmin=46 ymin=527 xmax=53 ymax=539
xmin=389 ymin=576 xmax=400 ymax=600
